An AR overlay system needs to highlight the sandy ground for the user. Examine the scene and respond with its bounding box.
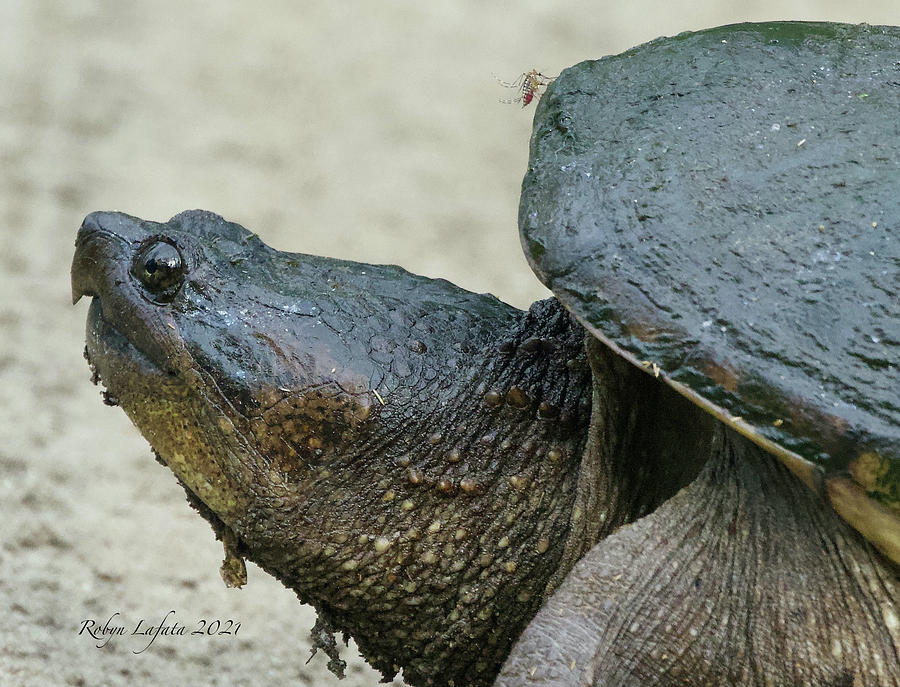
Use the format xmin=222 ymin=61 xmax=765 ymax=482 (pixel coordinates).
xmin=2 ymin=2 xmax=898 ymax=686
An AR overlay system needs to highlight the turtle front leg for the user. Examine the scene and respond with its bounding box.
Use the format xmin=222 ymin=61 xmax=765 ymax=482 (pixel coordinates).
xmin=498 ymin=426 xmax=900 ymax=686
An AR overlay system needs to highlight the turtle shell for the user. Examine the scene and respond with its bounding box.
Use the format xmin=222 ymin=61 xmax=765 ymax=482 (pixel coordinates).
xmin=519 ymin=22 xmax=899 ymax=558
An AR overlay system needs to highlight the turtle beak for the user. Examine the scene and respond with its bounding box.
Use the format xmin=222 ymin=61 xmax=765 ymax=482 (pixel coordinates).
xmin=72 ymin=211 xmax=148 ymax=305
xmin=71 ymin=212 xmax=107 ymax=304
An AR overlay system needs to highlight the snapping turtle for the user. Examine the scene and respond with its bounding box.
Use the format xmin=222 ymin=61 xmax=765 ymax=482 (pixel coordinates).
xmin=71 ymin=21 xmax=898 ymax=687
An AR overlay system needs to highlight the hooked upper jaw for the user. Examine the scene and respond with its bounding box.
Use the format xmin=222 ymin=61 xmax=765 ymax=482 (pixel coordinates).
xmin=73 ymin=212 xmax=145 ymax=384
xmin=72 ymin=211 xmax=151 ymax=304
xmin=71 ymin=211 xmax=197 ymax=391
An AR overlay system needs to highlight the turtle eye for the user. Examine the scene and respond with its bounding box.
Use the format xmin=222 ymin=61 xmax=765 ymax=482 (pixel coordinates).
xmin=132 ymin=239 xmax=185 ymax=301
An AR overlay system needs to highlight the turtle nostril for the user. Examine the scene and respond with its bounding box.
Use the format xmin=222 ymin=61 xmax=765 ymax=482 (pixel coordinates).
xmin=80 ymin=211 xmax=106 ymax=234
xmin=73 ymin=210 xmax=155 ymax=305
xmin=79 ymin=210 xmax=130 ymax=237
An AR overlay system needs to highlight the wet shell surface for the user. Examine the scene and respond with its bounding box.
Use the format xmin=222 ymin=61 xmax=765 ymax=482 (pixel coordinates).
xmin=519 ymin=22 xmax=899 ymax=558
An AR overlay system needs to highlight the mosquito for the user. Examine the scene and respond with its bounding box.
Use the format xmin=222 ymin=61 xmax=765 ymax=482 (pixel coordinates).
xmin=497 ymin=69 xmax=556 ymax=107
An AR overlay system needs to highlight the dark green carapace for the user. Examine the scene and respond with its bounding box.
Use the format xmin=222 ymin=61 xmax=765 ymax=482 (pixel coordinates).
xmin=520 ymin=22 xmax=899 ymax=500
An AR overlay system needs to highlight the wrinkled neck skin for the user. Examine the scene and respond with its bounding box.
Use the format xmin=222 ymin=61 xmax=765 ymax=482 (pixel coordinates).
xmin=239 ymin=298 xmax=591 ymax=686
xmin=217 ymin=297 xmax=591 ymax=685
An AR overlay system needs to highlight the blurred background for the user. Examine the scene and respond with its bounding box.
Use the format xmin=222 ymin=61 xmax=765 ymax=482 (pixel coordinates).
xmin=1 ymin=1 xmax=897 ymax=685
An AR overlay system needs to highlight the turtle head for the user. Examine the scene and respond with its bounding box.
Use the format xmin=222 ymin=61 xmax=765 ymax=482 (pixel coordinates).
xmin=72 ymin=209 xmax=594 ymax=685
xmin=71 ymin=210 xmax=388 ymax=527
